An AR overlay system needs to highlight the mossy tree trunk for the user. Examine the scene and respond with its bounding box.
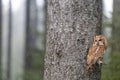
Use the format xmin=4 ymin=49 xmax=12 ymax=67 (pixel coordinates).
xmin=44 ymin=0 xmax=102 ymax=80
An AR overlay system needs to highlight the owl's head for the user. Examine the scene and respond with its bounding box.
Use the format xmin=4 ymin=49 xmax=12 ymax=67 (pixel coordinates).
xmin=93 ymin=35 xmax=107 ymax=47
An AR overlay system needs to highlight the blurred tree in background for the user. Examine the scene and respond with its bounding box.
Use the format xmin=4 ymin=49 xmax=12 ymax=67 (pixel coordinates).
xmin=101 ymin=15 xmax=112 ymax=80
xmin=25 ymin=0 xmax=45 ymax=80
xmin=0 ymin=0 xmax=2 ymax=79
xmin=110 ymin=0 xmax=120 ymax=79
xmin=101 ymin=0 xmax=120 ymax=80
xmin=1 ymin=0 xmax=120 ymax=80
xmin=1 ymin=0 xmax=45 ymax=80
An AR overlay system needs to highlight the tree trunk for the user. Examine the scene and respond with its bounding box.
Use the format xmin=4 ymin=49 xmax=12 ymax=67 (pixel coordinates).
xmin=112 ymin=0 xmax=120 ymax=52
xmin=0 ymin=0 xmax=2 ymax=79
xmin=7 ymin=0 xmax=12 ymax=79
xmin=44 ymin=0 xmax=102 ymax=80
xmin=25 ymin=0 xmax=37 ymax=68
xmin=109 ymin=0 xmax=120 ymax=79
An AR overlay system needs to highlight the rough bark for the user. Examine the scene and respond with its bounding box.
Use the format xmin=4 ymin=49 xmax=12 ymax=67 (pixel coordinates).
xmin=44 ymin=0 xmax=102 ymax=80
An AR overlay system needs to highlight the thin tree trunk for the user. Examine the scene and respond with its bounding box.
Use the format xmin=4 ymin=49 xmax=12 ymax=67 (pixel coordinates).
xmin=25 ymin=0 xmax=37 ymax=68
xmin=112 ymin=0 xmax=120 ymax=52
xmin=109 ymin=0 xmax=120 ymax=79
xmin=26 ymin=0 xmax=31 ymax=68
xmin=0 ymin=0 xmax=2 ymax=79
xmin=7 ymin=0 xmax=12 ymax=80
xmin=44 ymin=0 xmax=102 ymax=80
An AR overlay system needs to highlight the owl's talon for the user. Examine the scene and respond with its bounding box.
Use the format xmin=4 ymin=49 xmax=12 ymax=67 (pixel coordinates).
xmin=98 ymin=60 xmax=103 ymax=65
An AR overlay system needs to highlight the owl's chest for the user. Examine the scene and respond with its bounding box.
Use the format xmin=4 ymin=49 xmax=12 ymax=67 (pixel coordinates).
xmin=92 ymin=46 xmax=105 ymax=54
xmin=94 ymin=46 xmax=105 ymax=56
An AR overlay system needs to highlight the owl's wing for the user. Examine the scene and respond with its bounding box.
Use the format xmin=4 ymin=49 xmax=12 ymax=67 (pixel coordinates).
xmin=87 ymin=46 xmax=98 ymax=65
xmin=93 ymin=46 xmax=105 ymax=64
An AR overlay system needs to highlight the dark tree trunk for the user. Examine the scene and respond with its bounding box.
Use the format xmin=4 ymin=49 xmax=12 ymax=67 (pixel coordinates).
xmin=109 ymin=0 xmax=120 ymax=79
xmin=44 ymin=0 xmax=102 ymax=80
xmin=7 ymin=0 xmax=12 ymax=80
xmin=112 ymin=0 xmax=120 ymax=52
xmin=25 ymin=0 xmax=37 ymax=68
xmin=0 ymin=0 xmax=2 ymax=79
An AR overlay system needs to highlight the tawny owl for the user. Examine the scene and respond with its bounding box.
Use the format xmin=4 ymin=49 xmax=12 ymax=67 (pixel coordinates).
xmin=86 ymin=35 xmax=107 ymax=72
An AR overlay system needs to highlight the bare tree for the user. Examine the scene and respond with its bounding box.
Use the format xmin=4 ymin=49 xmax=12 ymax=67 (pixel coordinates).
xmin=0 ymin=0 xmax=2 ymax=79
xmin=7 ymin=0 xmax=12 ymax=80
xmin=44 ymin=0 xmax=102 ymax=80
xmin=25 ymin=0 xmax=37 ymax=68
xmin=112 ymin=0 xmax=120 ymax=52
xmin=109 ymin=0 xmax=120 ymax=79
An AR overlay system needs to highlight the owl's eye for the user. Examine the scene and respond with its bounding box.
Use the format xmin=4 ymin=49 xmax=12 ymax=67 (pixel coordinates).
xmin=99 ymin=39 xmax=102 ymax=41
